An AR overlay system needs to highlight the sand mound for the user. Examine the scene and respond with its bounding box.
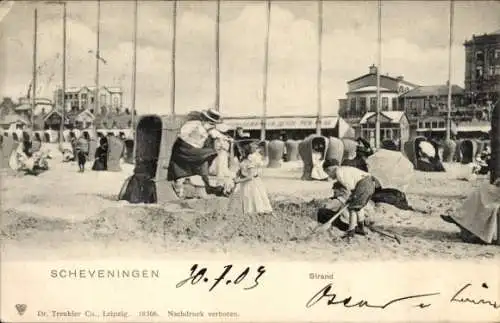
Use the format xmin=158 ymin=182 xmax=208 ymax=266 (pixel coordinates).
xmin=1 ymin=208 xmax=73 ymax=239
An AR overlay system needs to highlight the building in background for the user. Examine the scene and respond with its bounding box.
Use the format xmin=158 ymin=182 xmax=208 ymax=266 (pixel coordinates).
xmin=464 ymin=29 xmax=500 ymax=107
xmin=53 ymin=86 xmax=123 ymax=114
xmin=339 ymin=65 xmax=419 ymax=140
xmin=223 ymin=115 xmax=354 ymax=140
xmin=359 ymin=111 xmax=410 ymax=147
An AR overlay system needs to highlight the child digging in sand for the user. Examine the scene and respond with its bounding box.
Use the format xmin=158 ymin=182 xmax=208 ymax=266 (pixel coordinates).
xmin=322 ymin=159 xmax=380 ymax=240
xmin=233 ymin=141 xmax=273 ymax=216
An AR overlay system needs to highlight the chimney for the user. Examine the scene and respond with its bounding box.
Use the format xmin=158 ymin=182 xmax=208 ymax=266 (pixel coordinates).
xmin=369 ymin=64 xmax=377 ymax=74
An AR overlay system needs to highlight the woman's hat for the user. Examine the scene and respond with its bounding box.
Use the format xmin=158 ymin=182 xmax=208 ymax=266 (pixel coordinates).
xmin=201 ymin=109 xmax=222 ymax=124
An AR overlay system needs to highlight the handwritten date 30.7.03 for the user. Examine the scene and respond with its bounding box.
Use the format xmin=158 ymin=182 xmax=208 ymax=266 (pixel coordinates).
xmin=176 ymin=264 xmax=266 ymax=292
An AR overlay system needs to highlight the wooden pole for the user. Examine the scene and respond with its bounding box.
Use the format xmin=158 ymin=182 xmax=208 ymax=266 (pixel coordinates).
xmin=131 ymin=0 xmax=138 ymax=140
xmin=491 ymin=101 xmax=499 ymax=184
xmin=261 ymin=0 xmax=271 ymax=141
xmin=60 ymin=2 xmax=67 ymax=143
xmin=95 ymin=0 xmax=101 ymax=116
xmin=445 ymin=0 xmax=454 ymax=141
xmin=31 ymin=8 xmax=38 ymax=130
xmin=170 ymin=0 xmax=177 ymax=116
xmin=375 ymin=0 xmax=382 ymax=148
xmin=315 ymin=0 xmax=323 ymax=136
xmin=215 ymin=0 xmax=221 ymax=112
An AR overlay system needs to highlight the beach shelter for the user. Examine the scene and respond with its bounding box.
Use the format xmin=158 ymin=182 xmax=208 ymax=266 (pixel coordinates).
xmin=0 ymin=135 xmax=18 ymax=169
xmin=123 ymin=139 xmax=134 ymax=164
xmin=298 ymin=134 xmax=328 ymax=180
xmin=403 ymin=136 xmax=445 ymax=172
xmin=341 ymin=138 xmax=357 ymax=161
xmin=267 ymin=139 xmax=285 ymax=168
xmin=43 ymin=130 xmax=58 ymax=143
xmin=284 ymin=139 xmax=300 ymax=162
xmin=459 ymin=139 xmax=478 ymax=164
xmin=325 ymin=136 xmax=344 ymax=165
xmin=106 ymin=135 xmax=124 ymax=172
xmin=81 ymin=130 xmax=98 ymax=162
xmin=119 ymin=114 xmax=187 ymax=203
xmin=442 ymin=139 xmax=457 ymax=162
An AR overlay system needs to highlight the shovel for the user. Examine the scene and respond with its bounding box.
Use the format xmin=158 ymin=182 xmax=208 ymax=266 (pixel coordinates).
xmin=366 ymin=223 xmax=402 ymax=244
xmin=296 ymin=204 xmax=350 ymax=241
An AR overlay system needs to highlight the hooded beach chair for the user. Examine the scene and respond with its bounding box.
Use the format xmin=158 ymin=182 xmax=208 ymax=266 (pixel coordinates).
xmin=459 ymin=139 xmax=478 ymax=164
xmin=404 ymin=136 xmax=445 ymax=172
xmin=0 ymin=135 xmax=18 ymax=169
xmin=106 ymin=135 xmax=124 ymax=172
xmin=298 ymin=134 xmax=328 ymax=180
xmin=118 ymin=114 xmax=188 ymax=203
xmin=284 ymin=139 xmax=300 ymax=162
xmin=267 ymin=139 xmax=285 ymax=168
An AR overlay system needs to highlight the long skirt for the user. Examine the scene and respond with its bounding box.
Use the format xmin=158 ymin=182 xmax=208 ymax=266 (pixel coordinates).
xmin=167 ymin=138 xmax=218 ymax=181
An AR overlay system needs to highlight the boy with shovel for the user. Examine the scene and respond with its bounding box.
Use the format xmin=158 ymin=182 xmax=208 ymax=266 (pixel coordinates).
xmin=321 ymin=160 xmax=381 ymax=240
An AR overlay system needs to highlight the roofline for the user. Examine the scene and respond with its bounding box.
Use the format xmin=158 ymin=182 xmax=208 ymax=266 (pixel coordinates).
xmin=402 ymin=85 xmax=465 ymax=97
xmin=347 ymin=73 xmax=420 ymax=87
xmin=346 ymin=88 xmax=396 ymax=95
xmin=43 ymin=109 xmax=63 ymax=121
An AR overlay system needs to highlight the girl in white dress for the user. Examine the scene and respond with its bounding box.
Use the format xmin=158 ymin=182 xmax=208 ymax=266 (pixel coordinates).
xmin=233 ymin=142 xmax=273 ymax=215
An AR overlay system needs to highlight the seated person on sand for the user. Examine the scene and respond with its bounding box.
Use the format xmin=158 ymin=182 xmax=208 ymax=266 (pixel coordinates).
xmin=322 ymin=160 xmax=381 ymax=240
xmin=311 ymin=144 xmax=328 ymax=181
xmin=441 ymin=179 xmax=500 ymax=245
xmin=167 ymin=108 xmax=233 ymax=198
xmin=472 ymin=144 xmax=491 ymax=175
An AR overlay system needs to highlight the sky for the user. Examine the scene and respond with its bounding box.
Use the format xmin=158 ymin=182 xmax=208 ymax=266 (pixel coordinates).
xmin=0 ymin=0 xmax=499 ymax=117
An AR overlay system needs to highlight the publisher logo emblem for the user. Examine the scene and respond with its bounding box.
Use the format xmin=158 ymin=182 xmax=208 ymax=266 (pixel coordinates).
xmin=15 ymin=304 xmax=27 ymax=316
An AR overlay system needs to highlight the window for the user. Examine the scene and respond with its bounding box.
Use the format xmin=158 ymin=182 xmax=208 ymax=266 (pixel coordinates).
xmin=488 ymin=66 xmax=495 ymax=75
xmin=424 ymin=122 xmax=431 ymax=128
xmin=418 ymin=121 xmax=423 ymax=128
xmin=392 ymin=98 xmax=398 ymax=110
xmin=495 ymin=49 xmax=500 ymax=60
xmin=438 ymin=121 xmax=445 ymax=128
xmin=431 ymin=121 xmax=437 ymax=128
xmin=382 ymin=97 xmax=389 ymax=110
xmin=359 ymin=97 xmax=367 ymax=113
xmin=393 ymin=129 xmax=400 ymax=139
xmin=476 ymin=51 xmax=484 ymax=61
xmin=370 ymin=97 xmax=377 ymax=111
xmin=350 ymin=98 xmax=356 ymax=112
xmin=496 ymin=65 xmax=500 ymax=75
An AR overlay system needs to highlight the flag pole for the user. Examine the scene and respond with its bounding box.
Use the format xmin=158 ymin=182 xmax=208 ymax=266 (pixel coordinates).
xmin=131 ymin=0 xmax=138 ymax=141
xmin=95 ymin=0 xmax=101 ymax=117
xmin=59 ymin=1 xmax=67 ymax=143
xmin=215 ymin=0 xmax=221 ymax=112
xmin=31 ymin=8 xmax=38 ymax=130
xmin=170 ymin=0 xmax=177 ymax=116
xmin=261 ymin=0 xmax=271 ymax=141
xmin=315 ymin=0 xmax=323 ymax=136
xmin=375 ymin=0 xmax=382 ymax=148
xmin=445 ymin=0 xmax=454 ymax=141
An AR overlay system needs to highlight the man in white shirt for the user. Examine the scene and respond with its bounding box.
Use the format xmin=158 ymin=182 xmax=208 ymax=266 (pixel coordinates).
xmin=167 ymin=109 xmax=232 ymax=197
xmin=323 ymin=160 xmax=380 ymax=240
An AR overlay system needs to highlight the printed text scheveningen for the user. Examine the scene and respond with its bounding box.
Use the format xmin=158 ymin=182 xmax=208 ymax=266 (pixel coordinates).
xmin=50 ymin=268 xmax=160 ymax=279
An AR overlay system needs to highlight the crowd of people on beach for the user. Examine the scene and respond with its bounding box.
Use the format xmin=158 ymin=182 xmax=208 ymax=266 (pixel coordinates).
xmin=2 ymin=105 xmax=498 ymax=246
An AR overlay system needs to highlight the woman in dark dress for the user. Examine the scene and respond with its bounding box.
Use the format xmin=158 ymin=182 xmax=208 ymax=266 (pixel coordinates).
xmin=92 ymin=137 xmax=108 ymax=171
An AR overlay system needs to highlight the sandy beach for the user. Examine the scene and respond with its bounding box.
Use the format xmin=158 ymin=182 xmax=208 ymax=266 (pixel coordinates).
xmin=1 ymin=144 xmax=498 ymax=262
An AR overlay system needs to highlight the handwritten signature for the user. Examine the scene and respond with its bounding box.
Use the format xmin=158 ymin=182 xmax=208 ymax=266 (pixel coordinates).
xmin=306 ymin=282 xmax=500 ymax=310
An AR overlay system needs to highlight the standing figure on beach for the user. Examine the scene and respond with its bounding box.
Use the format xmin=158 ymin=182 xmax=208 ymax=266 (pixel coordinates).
xmin=233 ymin=142 xmax=273 ymax=215
xmin=75 ymin=132 xmax=90 ymax=172
xmin=92 ymin=136 xmax=109 ymax=171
